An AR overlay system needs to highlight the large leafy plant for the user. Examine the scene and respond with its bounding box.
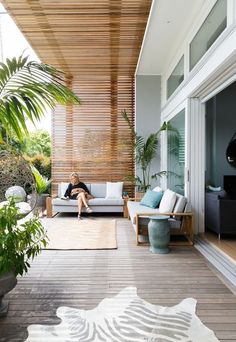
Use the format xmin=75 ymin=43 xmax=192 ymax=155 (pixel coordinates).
xmin=0 ymin=201 xmax=48 ymax=276
xmin=122 ymin=110 xmax=170 ymax=192
xmin=31 ymin=166 xmax=51 ymax=194
xmin=0 ymin=55 xmax=80 ymax=141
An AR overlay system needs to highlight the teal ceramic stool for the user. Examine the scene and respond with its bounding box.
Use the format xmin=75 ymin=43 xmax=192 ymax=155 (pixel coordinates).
xmin=148 ymin=216 xmax=170 ymax=254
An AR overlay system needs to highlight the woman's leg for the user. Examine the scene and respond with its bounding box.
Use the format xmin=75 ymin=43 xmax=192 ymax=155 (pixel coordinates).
xmin=77 ymin=192 xmax=93 ymax=213
xmin=77 ymin=192 xmax=89 ymax=207
xmin=77 ymin=196 xmax=83 ymax=217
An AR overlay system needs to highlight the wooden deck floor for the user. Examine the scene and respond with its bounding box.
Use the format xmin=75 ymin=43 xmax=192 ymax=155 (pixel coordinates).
xmin=0 ymin=217 xmax=236 ymax=341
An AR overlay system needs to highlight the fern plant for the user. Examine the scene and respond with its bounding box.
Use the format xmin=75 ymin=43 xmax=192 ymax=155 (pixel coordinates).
xmin=0 ymin=55 xmax=80 ymax=141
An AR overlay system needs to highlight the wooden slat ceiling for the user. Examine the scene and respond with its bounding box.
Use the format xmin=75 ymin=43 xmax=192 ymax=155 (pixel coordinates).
xmin=2 ymin=0 xmax=152 ymax=77
xmin=2 ymin=0 xmax=152 ymax=195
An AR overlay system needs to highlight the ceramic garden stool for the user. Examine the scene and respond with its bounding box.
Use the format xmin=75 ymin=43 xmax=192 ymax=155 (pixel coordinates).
xmin=148 ymin=215 xmax=170 ymax=254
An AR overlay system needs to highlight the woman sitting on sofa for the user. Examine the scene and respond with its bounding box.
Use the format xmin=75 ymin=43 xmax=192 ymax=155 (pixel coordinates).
xmin=63 ymin=172 xmax=93 ymax=220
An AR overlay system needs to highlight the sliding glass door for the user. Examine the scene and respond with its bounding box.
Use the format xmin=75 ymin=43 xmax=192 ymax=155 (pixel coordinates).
xmin=167 ymin=109 xmax=185 ymax=195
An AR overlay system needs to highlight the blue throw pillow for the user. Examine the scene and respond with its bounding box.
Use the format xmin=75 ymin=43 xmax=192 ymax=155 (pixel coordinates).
xmin=140 ymin=190 xmax=163 ymax=208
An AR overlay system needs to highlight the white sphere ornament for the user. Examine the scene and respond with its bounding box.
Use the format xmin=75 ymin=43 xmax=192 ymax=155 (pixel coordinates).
xmin=5 ymin=186 xmax=26 ymax=203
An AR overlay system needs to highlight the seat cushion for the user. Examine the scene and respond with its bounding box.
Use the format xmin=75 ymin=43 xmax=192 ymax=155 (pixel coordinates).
xmin=88 ymin=198 xmax=124 ymax=206
xmin=127 ymin=201 xmax=160 ymax=224
xmin=127 ymin=200 xmax=182 ymax=230
xmin=53 ymin=197 xmax=123 ymax=206
xmin=53 ymin=198 xmax=78 ymax=206
xmin=90 ymin=184 xmax=106 ymax=198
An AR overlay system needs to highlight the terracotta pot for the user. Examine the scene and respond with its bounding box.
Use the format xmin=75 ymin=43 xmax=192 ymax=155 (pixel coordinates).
xmin=0 ymin=272 xmax=17 ymax=316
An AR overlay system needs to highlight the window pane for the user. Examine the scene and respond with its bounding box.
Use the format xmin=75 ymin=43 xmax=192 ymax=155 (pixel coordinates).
xmin=167 ymin=56 xmax=184 ymax=99
xmin=190 ymin=0 xmax=227 ymax=70
xmin=167 ymin=109 xmax=185 ymax=195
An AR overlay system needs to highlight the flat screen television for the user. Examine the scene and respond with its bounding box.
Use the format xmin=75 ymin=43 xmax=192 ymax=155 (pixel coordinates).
xmin=224 ymin=175 xmax=236 ymax=199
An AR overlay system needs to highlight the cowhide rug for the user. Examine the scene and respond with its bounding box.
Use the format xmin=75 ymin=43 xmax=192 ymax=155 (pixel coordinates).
xmin=25 ymin=287 xmax=219 ymax=341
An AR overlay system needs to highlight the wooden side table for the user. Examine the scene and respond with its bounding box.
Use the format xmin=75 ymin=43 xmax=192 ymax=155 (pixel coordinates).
xmin=123 ymin=196 xmax=129 ymax=218
xmin=148 ymin=215 xmax=170 ymax=254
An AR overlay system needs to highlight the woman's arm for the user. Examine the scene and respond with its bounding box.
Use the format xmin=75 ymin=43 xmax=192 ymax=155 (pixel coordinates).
xmin=64 ymin=183 xmax=72 ymax=197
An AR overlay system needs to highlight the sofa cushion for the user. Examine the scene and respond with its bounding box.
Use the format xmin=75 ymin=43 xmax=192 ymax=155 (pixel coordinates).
xmin=159 ymin=189 xmax=176 ymax=213
xmin=140 ymin=190 xmax=163 ymax=208
xmin=88 ymin=198 xmax=124 ymax=206
xmin=53 ymin=198 xmax=77 ymax=206
xmin=127 ymin=201 xmax=181 ymax=229
xmin=58 ymin=182 xmax=69 ymax=198
xmin=106 ymin=182 xmax=123 ymax=199
xmin=90 ymin=184 xmax=106 ymax=198
xmin=53 ymin=197 xmax=123 ymax=207
xmin=127 ymin=200 xmax=160 ymax=224
xmin=174 ymin=194 xmax=187 ymax=213
xmin=152 ymin=186 xmax=162 ymax=192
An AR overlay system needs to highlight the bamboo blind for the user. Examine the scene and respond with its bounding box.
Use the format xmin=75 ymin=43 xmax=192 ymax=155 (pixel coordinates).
xmin=2 ymin=0 xmax=152 ymax=196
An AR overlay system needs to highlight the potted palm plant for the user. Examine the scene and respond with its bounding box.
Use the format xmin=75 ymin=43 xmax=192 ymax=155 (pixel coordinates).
xmin=121 ymin=110 xmax=169 ymax=195
xmin=0 ymin=200 xmax=48 ymax=316
xmin=31 ymin=166 xmax=51 ymax=214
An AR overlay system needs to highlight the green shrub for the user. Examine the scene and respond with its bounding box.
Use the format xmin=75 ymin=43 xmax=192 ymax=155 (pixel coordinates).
xmin=31 ymin=166 xmax=51 ymax=194
xmin=0 ymin=200 xmax=48 ymax=276
xmin=24 ymin=154 xmax=51 ymax=179
xmin=21 ymin=130 xmax=51 ymax=157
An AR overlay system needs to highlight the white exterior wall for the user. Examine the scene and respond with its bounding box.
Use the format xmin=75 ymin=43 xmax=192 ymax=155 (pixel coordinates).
xmin=135 ymin=75 xmax=162 ymax=188
xmin=159 ymin=0 xmax=236 ymax=233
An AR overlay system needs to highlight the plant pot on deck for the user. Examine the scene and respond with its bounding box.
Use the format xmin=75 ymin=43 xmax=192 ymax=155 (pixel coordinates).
xmin=0 ymin=272 xmax=17 ymax=316
xmin=36 ymin=193 xmax=49 ymax=214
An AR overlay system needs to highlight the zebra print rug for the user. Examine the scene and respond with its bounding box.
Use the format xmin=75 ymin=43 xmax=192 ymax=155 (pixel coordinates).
xmin=25 ymin=287 xmax=219 ymax=341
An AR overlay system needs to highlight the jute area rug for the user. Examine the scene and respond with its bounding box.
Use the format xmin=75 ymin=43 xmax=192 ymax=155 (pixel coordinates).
xmin=41 ymin=218 xmax=117 ymax=250
xmin=25 ymin=287 xmax=219 ymax=342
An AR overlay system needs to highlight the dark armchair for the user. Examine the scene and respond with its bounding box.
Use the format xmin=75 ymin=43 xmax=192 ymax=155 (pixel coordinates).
xmin=205 ymin=191 xmax=236 ymax=239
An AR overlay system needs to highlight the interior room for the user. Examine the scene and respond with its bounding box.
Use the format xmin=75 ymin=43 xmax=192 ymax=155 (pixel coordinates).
xmin=205 ymin=81 xmax=236 ymax=260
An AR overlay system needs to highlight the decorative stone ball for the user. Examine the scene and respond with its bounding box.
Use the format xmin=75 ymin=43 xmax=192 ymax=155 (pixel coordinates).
xmin=5 ymin=186 xmax=26 ymax=203
xmin=16 ymin=202 xmax=31 ymax=215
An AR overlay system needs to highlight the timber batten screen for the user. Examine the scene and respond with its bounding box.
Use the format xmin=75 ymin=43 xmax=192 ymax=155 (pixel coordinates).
xmin=2 ymin=0 xmax=152 ymax=195
xmin=53 ymin=76 xmax=135 ymax=194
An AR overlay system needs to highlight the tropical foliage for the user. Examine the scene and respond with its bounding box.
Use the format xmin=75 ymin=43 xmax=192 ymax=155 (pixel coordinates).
xmin=31 ymin=166 xmax=51 ymax=194
xmin=0 ymin=55 xmax=80 ymax=141
xmin=122 ymin=110 xmax=170 ymax=191
xmin=0 ymin=200 xmax=48 ymax=276
xmin=20 ymin=130 xmax=51 ymax=157
xmin=25 ymin=153 xmax=51 ymax=179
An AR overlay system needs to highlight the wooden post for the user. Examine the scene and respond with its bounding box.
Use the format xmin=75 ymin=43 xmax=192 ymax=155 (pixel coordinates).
xmin=46 ymin=197 xmax=52 ymax=218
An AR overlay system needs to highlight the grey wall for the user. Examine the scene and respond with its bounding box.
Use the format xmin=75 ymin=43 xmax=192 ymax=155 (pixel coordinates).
xmin=206 ymin=81 xmax=236 ymax=187
xmin=135 ymin=75 xmax=161 ymax=188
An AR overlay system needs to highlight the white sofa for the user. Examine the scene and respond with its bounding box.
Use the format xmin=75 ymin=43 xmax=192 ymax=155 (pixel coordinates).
xmin=127 ymin=189 xmax=194 ymax=245
xmin=47 ymin=182 xmax=124 ymax=217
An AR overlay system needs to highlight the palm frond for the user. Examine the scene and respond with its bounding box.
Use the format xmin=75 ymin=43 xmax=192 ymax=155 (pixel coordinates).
xmin=0 ymin=55 xmax=80 ymax=141
xmin=31 ymin=165 xmax=51 ymax=194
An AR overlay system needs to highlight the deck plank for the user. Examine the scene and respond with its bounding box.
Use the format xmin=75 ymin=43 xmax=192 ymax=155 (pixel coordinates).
xmin=0 ymin=217 xmax=236 ymax=341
